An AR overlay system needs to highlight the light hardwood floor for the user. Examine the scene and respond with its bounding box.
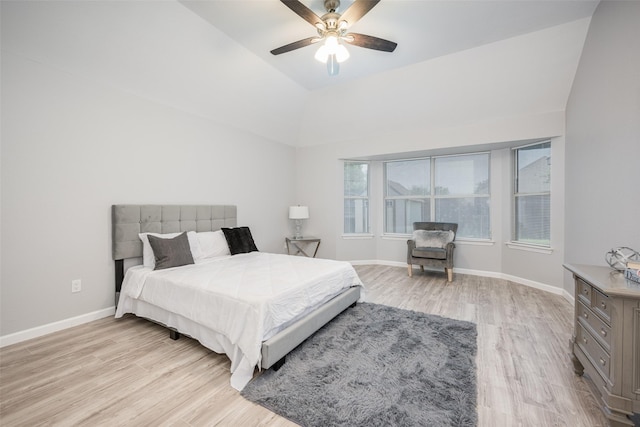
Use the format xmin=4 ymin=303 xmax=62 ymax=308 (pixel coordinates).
xmin=1 ymin=265 xmax=608 ymax=426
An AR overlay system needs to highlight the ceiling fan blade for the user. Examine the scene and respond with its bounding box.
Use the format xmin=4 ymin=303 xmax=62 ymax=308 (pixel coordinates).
xmin=270 ymin=37 xmax=319 ymax=55
xmin=339 ymin=0 xmax=381 ymax=26
xmin=280 ymin=0 xmax=323 ymax=28
xmin=344 ymin=33 xmax=397 ymax=52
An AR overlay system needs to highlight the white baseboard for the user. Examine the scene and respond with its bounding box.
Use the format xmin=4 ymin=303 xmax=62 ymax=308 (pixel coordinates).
xmin=350 ymin=260 xmax=574 ymax=305
xmin=350 ymin=259 xmax=398 ymax=266
xmin=0 ymin=306 xmax=115 ymax=348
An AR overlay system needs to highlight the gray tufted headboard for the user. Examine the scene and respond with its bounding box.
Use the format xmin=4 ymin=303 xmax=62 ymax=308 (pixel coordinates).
xmin=111 ymin=204 xmax=237 ymax=295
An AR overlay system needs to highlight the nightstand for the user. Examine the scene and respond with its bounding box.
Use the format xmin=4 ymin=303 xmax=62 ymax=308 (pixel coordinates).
xmin=286 ymin=237 xmax=321 ymax=258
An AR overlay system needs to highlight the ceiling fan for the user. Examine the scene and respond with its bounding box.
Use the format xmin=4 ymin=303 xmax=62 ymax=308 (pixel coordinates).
xmin=271 ymin=0 xmax=397 ymax=76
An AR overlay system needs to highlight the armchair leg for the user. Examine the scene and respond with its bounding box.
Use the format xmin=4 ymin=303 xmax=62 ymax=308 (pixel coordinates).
xmin=447 ymin=268 xmax=453 ymax=282
xmin=408 ymin=264 xmax=413 ymax=277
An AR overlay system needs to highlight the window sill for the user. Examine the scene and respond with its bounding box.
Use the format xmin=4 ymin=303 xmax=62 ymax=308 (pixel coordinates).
xmin=505 ymin=241 xmax=554 ymax=254
xmin=381 ymin=234 xmax=410 ymax=240
xmin=456 ymin=239 xmax=495 ymax=246
xmin=342 ymin=234 xmax=375 ymax=240
xmin=381 ymin=234 xmax=494 ymax=245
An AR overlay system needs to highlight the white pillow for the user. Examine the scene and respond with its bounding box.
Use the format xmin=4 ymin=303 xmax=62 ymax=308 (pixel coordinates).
xmin=139 ymin=231 xmax=199 ymax=268
xmin=194 ymin=230 xmax=231 ymax=260
xmin=412 ymin=229 xmax=455 ymax=249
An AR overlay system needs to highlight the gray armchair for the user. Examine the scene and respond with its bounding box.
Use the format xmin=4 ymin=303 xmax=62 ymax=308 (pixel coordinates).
xmin=407 ymin=222 xmax=458 ymax=282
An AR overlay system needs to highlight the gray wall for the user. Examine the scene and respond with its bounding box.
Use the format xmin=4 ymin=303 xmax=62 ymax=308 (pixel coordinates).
xmin=565 ymin=0 xmax=640 ymax=293
xmin=0 ymin=1 xmax=301 ymax=337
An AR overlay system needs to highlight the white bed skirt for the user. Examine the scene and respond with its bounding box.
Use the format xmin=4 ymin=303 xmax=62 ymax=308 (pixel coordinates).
xmin=116 ymin=295 xmax=256 ymax=390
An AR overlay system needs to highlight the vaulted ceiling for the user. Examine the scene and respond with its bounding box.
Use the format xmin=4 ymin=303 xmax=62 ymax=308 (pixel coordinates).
xmin=1 ymin=0 xmax=600 ymax=148
xmin=181 ymin=0 xmax=598 ymax=90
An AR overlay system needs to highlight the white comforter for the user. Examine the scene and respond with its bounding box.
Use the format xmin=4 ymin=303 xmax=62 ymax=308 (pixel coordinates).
xmin=115 ymin=252 xmax=363 ymax=388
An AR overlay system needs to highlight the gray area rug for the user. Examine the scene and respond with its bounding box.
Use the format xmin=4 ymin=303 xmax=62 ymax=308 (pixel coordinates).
xmin=242 ymin=303 xmax=477 ymax=426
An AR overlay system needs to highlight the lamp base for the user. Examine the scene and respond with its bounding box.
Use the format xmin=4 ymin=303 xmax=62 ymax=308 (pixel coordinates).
xmin=294 ymin=220 xmax=303 ymax=239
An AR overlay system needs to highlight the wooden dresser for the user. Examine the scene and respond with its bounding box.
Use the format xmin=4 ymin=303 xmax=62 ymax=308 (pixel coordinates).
xmin=565 ymin=264 xmax=640 ymax=426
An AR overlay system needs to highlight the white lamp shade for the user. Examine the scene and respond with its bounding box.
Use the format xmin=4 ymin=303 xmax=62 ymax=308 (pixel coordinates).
xmin=289 ymin=206 xmax=309 ymax=220
xmin=335 ymin=44 xmax=350 ymax=63
xmin=315 ymin=44 xmax=329 ymax=63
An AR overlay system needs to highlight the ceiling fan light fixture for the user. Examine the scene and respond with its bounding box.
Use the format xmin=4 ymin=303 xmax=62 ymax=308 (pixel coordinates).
xmin=327 ymin=54 xmax=339 ymax=76
xmin=272 ymin=0 xmax=397 ymax=76
xmin=314 ymin=35 xmax=349 ymax=67
xmin=325 ymin=34 xmax=339 ymax=50
xmin=314 ymin=44 xmax=329 ymax=63
xmin=335 ymin=43 xmax=349 ymax=62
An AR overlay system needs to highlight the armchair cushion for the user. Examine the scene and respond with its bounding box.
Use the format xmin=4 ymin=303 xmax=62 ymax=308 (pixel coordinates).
xmin=412 ymin=247 xmax=447 ymax=260
xmin=412 ymin=229 xmax=455 ymax=249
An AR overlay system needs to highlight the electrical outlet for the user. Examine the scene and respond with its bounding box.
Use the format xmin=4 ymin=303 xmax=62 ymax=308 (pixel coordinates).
xmin=71 ymin=279 xmax=82 ymax=293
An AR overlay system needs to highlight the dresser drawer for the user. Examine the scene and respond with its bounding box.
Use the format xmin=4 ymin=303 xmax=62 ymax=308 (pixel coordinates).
xmin=577 ymin=278 xmax=592 ymax=305
xmin=577 ymin=301 xmax=611 ymax=351
xmin=593 ymin=290 xmax=611 ymax=323
xmin=576 ymin=322 xmax=610 ymax=380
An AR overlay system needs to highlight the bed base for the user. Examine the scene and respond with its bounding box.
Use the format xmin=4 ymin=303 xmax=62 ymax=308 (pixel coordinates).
xmin=160 ymin=286 xmax=361 ymax=370
xmin=269 ymin=297 xmax=359 ymax=371
xmin=261 ymin=286 xmax=359 ymax=370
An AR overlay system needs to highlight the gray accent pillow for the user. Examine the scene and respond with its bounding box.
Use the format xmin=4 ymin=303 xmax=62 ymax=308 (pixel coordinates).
xmin=413 ymin=230 xmax=455 ymax=248
xmin=147 ymin=232 xmax=195 ymax=270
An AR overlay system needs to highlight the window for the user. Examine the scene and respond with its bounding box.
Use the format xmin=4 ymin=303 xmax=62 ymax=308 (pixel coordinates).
xmin=384 ymin=159 xmax=430 ymax=234
xmin=513 ymin=141 xmax=551 ymax=246
xmin=344 ymin=161 xmax=370 ymax=234
xmin=384 ymin=153 xmax=490 ymax=239
xmin=434 ymin=154 xmax=490 ymax=238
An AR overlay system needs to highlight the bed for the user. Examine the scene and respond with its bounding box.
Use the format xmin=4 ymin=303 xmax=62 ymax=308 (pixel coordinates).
xmin=111 ymin=204 xmax=363 ymax=390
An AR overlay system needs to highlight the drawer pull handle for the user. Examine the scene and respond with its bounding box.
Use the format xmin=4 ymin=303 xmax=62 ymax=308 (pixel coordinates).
xmin=600 ymin=329 xmax=607 ymax=337
xmin=583 ymin=337 xmax=588 ymax=344
xmin=600 ymin=302 xmax=607 ymax=309
xmin=583 ymin=289 xmax=589 ymax=294
xmin=583 ymin=312 xmax=589 ymax=319
xmin=599 ymin=358 xmax=606 ymax=366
